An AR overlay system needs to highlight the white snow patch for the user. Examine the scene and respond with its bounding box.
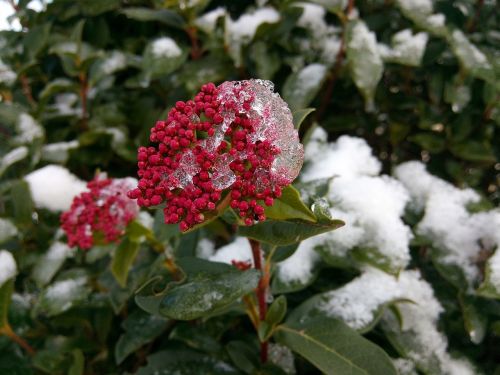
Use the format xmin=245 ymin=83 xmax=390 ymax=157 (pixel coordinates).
xmin=0 ymin=250 xmax=17 ymax=286
xmin=393 ymin=358 xmax=418 ymax=375
xmin=379 ymin=29 xmax=428 ymax=66
xmin=25 ymin=165 xmax=87 ymax=212
xmin=1 ymin=146 xmax=29 ymax=172
xmin=395 ymin=0 xmax=433 ymax=16
xmin=395 ymin=161 xmax=500 ymax=286
xmin=151 ymin=37 xmax=182 ymax=58
xmin=0 ymin=58 xmax=16 ymax=85
xmin=299 ymin=131 xmax=411 ymax=272
xmin=319 ymin=268 xmax=402 ymax=329
xmin=100 ymin=51 xmax=127 ymax=75
xmin=44 ymin=277 xmax=86 ymax=311
xmin=42 ymin=140 xmax=79 ymax=163
xmin=0 ymin=218 xmax=18 ymax=243
xmin=197 ymin=238 xmax=216 ymax=259
xmin=209 ymin=237 xmax=253 ymax=265
xmin=53 ymin=93 xmax=80 ymax=116
xmin=226 ymin=7 xmax=280 ymax=66
xmin=15 ymin=113 xmax=44 ymax=144
xmin=303 ymin=131 xmax=381 ymax=181
xmin=195 ymin=7 xmax=226 ymax=33
xmin=294 ymin=3 xmax=342 ymax=65
xmin=450 ymin=30 xmax=492 ymax=72
xmin=277 ymin=236 xmax=321 ymax=285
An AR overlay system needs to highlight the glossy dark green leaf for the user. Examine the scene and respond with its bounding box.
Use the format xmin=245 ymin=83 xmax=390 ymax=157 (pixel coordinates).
xmin=159 ymin=268 xmax=260 ymax=320
xmin=11 ymin=180 xmax=33 ymax=226
xmin=111 ymin=238 xmax=140 ymax=288
xmin=282 ymin=64 xmax=327 ymax=111
xmin=264 ymin=185 xmax=316 ymax=222
xmin=68 ymin=349 xmax=84 ymax=375
xmin=135 ymin=349 xmax=240 ymax=375
xmin=120 ymin=7 xmax=185 ymax=28
xmin=449 ymin=141 xmax=496 ymax=163
xmin=275 ymin=316 xmax=397 ymax=375
xmin=115 ymin=309 xmax=168 ymax=364
xmin=292 ymin=108 xmax=316 ymax=130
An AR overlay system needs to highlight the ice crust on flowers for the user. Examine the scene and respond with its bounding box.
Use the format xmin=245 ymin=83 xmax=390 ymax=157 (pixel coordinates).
xmin=61 ymin=176 xmax=139 ymax=249
xmin=25 ymin=165 xmax=87 ymax=212
xmin=0 ymin=249 xmax=17 ymax=287
xmin=128 ymin=80 xmax=304 ymax=231
xmin=395 ymin=161 xmax=500 ymax=286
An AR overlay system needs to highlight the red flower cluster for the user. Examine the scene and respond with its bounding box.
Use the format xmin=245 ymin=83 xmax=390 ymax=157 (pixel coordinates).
xmin=128 ymin=80 xmax=303 ymax=231
xmin=61 ymin=176 xmax=139 ymax=249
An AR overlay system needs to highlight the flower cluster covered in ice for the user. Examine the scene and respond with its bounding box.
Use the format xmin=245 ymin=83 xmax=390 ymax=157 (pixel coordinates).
xmin=61 ymin=175 xmax=139 ymax=249
xmin=128 ymin=80 xmax=304 ymax=231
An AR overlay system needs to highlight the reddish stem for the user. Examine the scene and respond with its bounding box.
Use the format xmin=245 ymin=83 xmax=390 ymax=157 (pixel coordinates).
xmin=316 ymin=0 xmax=355 ymax=122
xmin=186 ymin=26 xmax=202 ymax=60
xmin=79 ymin=72 xmax=88 ymax=130
xmin=250 ymin=238 xmax=269 ymax=363
xmin=1 ymin=325 xmax=35 ymax=355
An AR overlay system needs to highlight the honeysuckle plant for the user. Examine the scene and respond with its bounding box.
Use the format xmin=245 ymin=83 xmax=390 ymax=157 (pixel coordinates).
xmin=1 ymin=0 xmax=499 ymax=374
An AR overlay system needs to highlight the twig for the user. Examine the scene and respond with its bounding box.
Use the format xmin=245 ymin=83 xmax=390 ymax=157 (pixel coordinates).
xmin=185 ymin=26 xmax=202 ymax=60
xmin=1 ymin=325 xmax=36 ymax=355
xmin=249 ymin=239 xmax=269 ymax=363
xmin=79 ymin=72 xmax=88 ymax=130
xmin=20 ymin=75 xmax=36 ymax=108
xmin=316 ymin=0 xmax=355 ymax=122
xmin=466 ymin=0 xmax=484 ymax=33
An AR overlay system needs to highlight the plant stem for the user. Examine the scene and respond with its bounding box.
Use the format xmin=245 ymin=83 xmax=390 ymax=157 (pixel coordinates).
xmin=0 ymin=324 xmax=35 ymax=355
xmin=79 ymin=72 xmax=88 ymax=130
xmin=186 ymin=26 xmax=202 ymax=60
xmin=249 ymin=238 xmax=269 ymax=363
xmin=316 ymin=0 xmax=355 ymax=122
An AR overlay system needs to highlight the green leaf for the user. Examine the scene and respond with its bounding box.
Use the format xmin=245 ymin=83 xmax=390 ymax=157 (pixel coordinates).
xmin=477 ymin=250 xmax=500 ymax=299
xmin=115 ymin=309 xmax=168 ymax=364
xmin=266 ymin=295 xmax=287 ymax=327
xmin=0 ymin=280 xmax=14 ymax=330
xmin=449 ymin=141 xmax=496 ymax=163
xmin=159 ymin=268 xmax=260 ymax=320
xmin=169 ymin=323 xmax=222 ymax=354
xmin=351 ymin=247 xmax=402 ymax=275
xmin=135 ymin=349 xmax=240 ymax=375
xmin=226 ymin=340 xmax=258 ymax=374
xmin=282 ymin=64 xmax=327 ymax=111
xmin=78 ymin=0 xmax=120 ymax=16
xmin=121 ymin=7 xmax=185 ymax=29
xmin=240 ymin=202 xmax=344 ymax=246
xmin=264 ymin=185 xmax=316 ymax=222
xmin=408 ymin=133 xmax=445 ymax=153
xmin=458 ymin=294 xmax=487 ymax=344
xmin=68 ymin=349 xmax=84 ymax=375
xmin=111 ymin=238 xmax=140 ymax=288
xmin=274 ymin=316 xmax=397 ymax=375
xmin=292 ymin=108 xmax=315 ymax=130
xmin=11 ymin=180 xmax=33 ymax=226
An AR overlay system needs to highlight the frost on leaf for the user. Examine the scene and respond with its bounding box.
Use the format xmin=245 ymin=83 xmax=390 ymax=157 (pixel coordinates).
xmin=225 ymin=7 xmax=280 ymax=67
xmin=378 ymin=29 xmax=429 ymax=67
xmin=448 ymin=30 xmax=493 ymax=82
xmin=0 ymin=250 xmax=17 ymax=287
xmin=346 ymin=20 xmax=383 ymax=112
xmin=395 ymin=161 xmax=500 ymax=290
